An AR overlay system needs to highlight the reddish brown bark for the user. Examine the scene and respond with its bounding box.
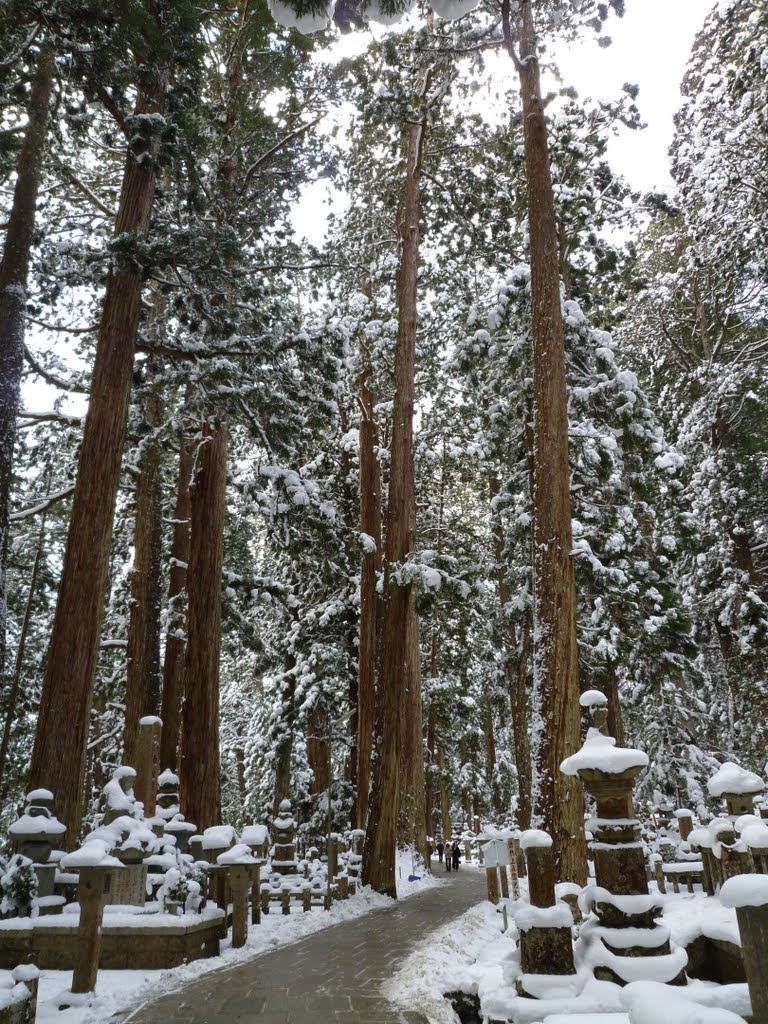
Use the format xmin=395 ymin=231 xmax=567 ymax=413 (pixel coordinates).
xmin=28 ymin=50 xmax=170 ymax=842
xmin=0 ymin=43 xmax=54 ymax=682
xmin=179 ymin=418 xmax=227 ymax=832
xmin=362 ymin=66 xmax=430 ymax=897
xmin=124 ymin=366 xmax=164 ymax=767
xmin=158 ymin=430 xmax=193 ymax=773
xmin=356 ymin=351 xmax=382 ymax=828
xmin=503 ymin=0 xmax=586 ymax=883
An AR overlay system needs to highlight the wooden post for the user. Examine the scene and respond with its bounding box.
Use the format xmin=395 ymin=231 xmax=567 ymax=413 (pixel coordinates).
xmin=302 ymin=884 xmax=311 ymax=912
xmin=134 ymin=717 xmax=162 ymax=816
xmin=507 ymin=838 xmax=520 ymax=900
xmin=250 ymin=862 xmax=261 ymax=924
xmin=653 ymin=857 xmax=666 ymax=895
xmin=328 ymin=836 xmax=339 ymax=882
xmin=499 ymin=864 xmax=510 ymax=899
xmin=71 ymin=866 xmax=113 ymax=994
xmin=734 ymin=904 xmax=768 ymax=1023
xmin=676 ymin=810 xmax=693 ymax=842
xmin=526 ymin=846 xmax=556 ymax=908
xmin=280 ymin=885 xmax=290 ymax=915
xmin=486 ymin=865 xmax=500 ymax=905
xmin=260 ymin=886 xmax=270 ymax=916
xmin=229 ymin=865 xmax=250 ymax=949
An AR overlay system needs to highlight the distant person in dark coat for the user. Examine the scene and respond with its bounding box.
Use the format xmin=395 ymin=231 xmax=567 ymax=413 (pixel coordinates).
xmin=436 ymin=841 xmax=444 ymax=863
xmin=452 ymin=843 xmax=461 ymax=870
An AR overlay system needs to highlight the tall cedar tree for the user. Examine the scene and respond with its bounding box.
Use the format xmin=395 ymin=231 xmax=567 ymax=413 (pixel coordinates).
xmin=502 ymin=0 xmax=586 ymax=883
xmin=28 ymin=3 xmax=179 ymax=841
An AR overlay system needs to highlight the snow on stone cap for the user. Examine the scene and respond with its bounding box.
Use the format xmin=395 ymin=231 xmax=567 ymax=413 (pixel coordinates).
xmin=674 ymin=808 xmax=693 ymax=819
xmin=560 ymin=730 xmax=649 ymax=777
xmin=157 ymin=769 xmax=180 ymax=786
xmin=514 ymin=902 xmax=572 ymax=932
xmin=25 ymin=788 xmax=54 ymax=802
xmin=217 ymin=843 xmax=257 ymax=866
xmin=687 ymin=828 xmax=713 ymax=849
xmin=11 ymin=965 xmax=39 ymax=984
xmin=9 ymin=813 xmax=66 ymax=836
xmin=201 ymin=825 xmax=236 ymax=850
xmin=741 ymin=822 xmax=768 ymax=851
xmin=138 ymin=715 xmax=162 ymax=726
xmin=707 ymin=761 xmax=765 ymax=798
xmin=520 ymin=829 xmax=552 ymax=851
xmin=241 ymin=824 xmax=269 ymax=846
xmin=579 ymin=689 xmax=608 ymax=708
xmin=61 ymin=840 xmax=122 ymax=869
xmin=720 ymin=873 xmax=768 ymax=910
xmin=621 ymin=980 xmax=747 ymax=1023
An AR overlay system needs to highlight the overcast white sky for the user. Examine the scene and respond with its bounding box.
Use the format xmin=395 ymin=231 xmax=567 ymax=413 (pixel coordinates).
xmin=555 ymin=0 xmax=712 ymax=194
xmin=292 ymin=0 xmax=714 ymax=242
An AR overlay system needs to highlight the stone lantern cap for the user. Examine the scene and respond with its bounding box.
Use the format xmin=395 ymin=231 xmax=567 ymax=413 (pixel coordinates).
xmin=273 ymin=800 xmax=296 ymax=830
xmin=241 ymin=824 xmax=269 ymax=847
xmin=560 ymin=730 xmax=649 ymax=777
xmin=217 ymin=843 xmax=257 ymax=866
xmin=720 ymin=874 xmax=768 ymax=909
xmin=9 ymin=813 xmax=66 ymax=839
xmin=202 ymin=825 xmax=237 ymax=851
xmin=579 ymin=689 xmax=609 ymax=709
xmin=61 ymin=839 xmax=123 ymax=869
xmin=707 ymin=761 xmax=765 ymax=798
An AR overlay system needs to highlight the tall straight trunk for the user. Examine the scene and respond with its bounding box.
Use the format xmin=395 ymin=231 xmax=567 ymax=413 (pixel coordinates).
xmin=0 ymin=516 xmax=45 ymax=800
xmin=0 ymin=44 xmax=54 ymax=683
xmin=362 ymin=65 xmax=430 ymax=897
xmin=272 ymin=648 xmax=297 ymax=815
xmin=158 ymin=429 xmax=193 ymax=773
xmin=398 ymin=597 xmax=427 ymax=861
xmin=424 ymin=698 xmax=436 ymax=838
xmin=307 ymin=705 xmax=329 ymax=796
xmin=489 ymin=475 xmax=532 ymax=829
xmin=179 ymin=417 xmax=227 ymax=832
xmin=482 ymin=685 xmax=503 ymax=816
xmin=124 ymin=365 xmax=164 ymax=766
xmin=356 ymin=353 xmax=382 ymax=830
xmin=503 ymin=0 xmax=585 ymax=883
xmin=437 ymin=739 xmax=451 ymax=840
xmin=28 ymin=51 xmax=170 ymax=842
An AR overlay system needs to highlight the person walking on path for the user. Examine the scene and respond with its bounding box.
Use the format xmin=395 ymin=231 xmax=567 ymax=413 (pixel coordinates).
xmin=445 ymin=845 xmax=452 ymax=871
xmin=436 ymin=840 xmax=444 ymax=863
xmin=451 ymin=842 xmax=461 ymax=871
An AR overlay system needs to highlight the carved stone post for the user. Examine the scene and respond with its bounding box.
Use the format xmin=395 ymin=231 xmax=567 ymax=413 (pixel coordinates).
xmin=135 ymin=716 xmax=162 ymax=816
xmin=71 ymin=865 xmax=115 ymax=993
xmin=721 ymin=875 xmax=768 ymax=1024
xmin=229 ymin=865 xmax=251 ymax=948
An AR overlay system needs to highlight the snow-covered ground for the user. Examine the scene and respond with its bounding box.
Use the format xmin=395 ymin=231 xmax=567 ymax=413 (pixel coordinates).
xmin=384 ymin=882 xmax=753 ymax=1024
xmin=8 ymin=859 xmax=441 ymax=1024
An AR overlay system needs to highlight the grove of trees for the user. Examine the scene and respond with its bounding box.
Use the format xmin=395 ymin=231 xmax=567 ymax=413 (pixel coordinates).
xmin=1 ymin=0 xmax=766 ymax=893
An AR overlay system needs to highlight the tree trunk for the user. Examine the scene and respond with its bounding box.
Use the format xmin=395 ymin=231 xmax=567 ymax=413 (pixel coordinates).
xmin=123 ymin=365 xmax=164 ymax=766
xmin=489 ymin=475 xmax=532 ymax=830
xmin=0 ymin=43 xmax=54 ymax=684
xmin=398 ymin=597 xmax=428 ymax=862
xmin=307 ymin=705 xmax=329 ymax=796
xmin=179 ymin=417 xmax=227 ymax=833
xmin=362 ymin=65 xmax=430 ymax=897
xmin=483 ymin=685 xmax=503 ymax=816
xmin=356 ymin=349 xmax=382 ymax=829
xmin=272 ymin=648 xmax=297 ymax=816
xmin=28 ymin=52 xmax=170 ymax=843
xmin=437 ymin=739 xmax=452 ymax=840
xmin=503 ymin=0 xmax=585 ymax=883
xmin=424 ymin=698 xmax=436 ymax=838
xmin=158 ymin=428 xmax=193 ymax=773
xmin=0 ymin=517 xmax=45 ymax=801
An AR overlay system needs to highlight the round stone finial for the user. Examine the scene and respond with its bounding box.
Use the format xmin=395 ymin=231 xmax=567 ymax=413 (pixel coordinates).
xmin=579 ymin=689 xmax=608 ymax=709
xmin=279 ymin=798 xmax=292 ymax=813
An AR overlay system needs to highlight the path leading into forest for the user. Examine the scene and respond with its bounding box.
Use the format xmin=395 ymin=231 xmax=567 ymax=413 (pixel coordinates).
xmin=124 ymin=863 xmax=486 ymax=1024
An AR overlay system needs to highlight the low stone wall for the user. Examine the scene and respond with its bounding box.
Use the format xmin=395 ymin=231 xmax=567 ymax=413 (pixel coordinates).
xmin=0 ymin=911 xmax=223 ymax=970
xmin=0 ymin=968 xmax=38 ymax=1024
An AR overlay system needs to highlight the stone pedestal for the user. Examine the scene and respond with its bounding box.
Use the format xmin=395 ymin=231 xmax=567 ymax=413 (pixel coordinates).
xmin=229 ymin=865 xmax=251 ymax=948
xmin=272 ymin=801 xmax=298 ymax=877
xmin=106 ymin=862 xmax=147 ymax=906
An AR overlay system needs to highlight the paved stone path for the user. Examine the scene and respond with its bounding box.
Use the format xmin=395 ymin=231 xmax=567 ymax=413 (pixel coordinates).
xmin=125 ymin=864 xmax=487 ymax=1024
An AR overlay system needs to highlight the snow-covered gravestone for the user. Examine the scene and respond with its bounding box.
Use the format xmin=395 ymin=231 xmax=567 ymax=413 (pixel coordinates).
xmin=241 ymin=823 xmax=269 ymax=924
xmin=217 ymin=844 xmax=257 ymax=949
xmin=272 ymin=800 xmax=298 ymax=877
xmin=562 ymin=690 xmax=686 ymax=986
xmin=720 ymin=875 xmax=768 ymax=1023
xmin=61 ymin=843 xmax=122 ymax=994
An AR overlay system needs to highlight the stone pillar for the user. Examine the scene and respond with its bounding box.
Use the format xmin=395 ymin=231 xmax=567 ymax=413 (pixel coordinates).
xmin=229 ymin=865 xmax=250 ymax=948
xmin=135 ymin=717 xmax=162 ymax=817
xmin=272 ymin=801 xmax=298 ymax=877
xmin=72 ymin=866 xmax=113 ymax=994
xmin=250 ymin=862 xmax=261 ymax=925
xmin=516 ymin=835 xmax=575 ymax=995
xmin=721 ymin=876 xmax=768 ymax=1024
xmin=675 ymin=808 xmax=694 ymax=842
xmin=327 ymin=835 xmax=339 ymax=882
xmin=499 ymin=864 xmax=509 ymax=899
xmin=486 ymin=865 xmax=500 ymax=905
xmin=507 ymin=838 xmax=520 ymax=900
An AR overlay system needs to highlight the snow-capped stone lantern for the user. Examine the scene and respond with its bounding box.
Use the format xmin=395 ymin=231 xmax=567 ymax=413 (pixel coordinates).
xmin=708 ymin=761 xmax=765 ymax=821
xmin=155 ymin=769 xmax=181 ymax=821
xmin=272 ymin=799 xmax=298 ymax=877
xmin=9 ymin=789 xmax=66 ymax=867
xmin=562 ymin=690 xmax=649 ymax=896
xmin=562 ymin=690 xmax=687 ymax=985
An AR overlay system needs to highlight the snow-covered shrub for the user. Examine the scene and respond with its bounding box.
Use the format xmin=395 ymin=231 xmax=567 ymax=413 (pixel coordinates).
xmin=0 ymin=855 xmax=38 ymax=918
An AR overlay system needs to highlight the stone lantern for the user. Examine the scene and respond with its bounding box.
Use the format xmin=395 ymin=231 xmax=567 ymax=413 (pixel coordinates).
xmin=272 ymin=800 xmax=298 ymax=877
xmin=708 ymin=762 xmax=765 ymax=821
xmin=562 ymin=690 xmax=687 ymax=985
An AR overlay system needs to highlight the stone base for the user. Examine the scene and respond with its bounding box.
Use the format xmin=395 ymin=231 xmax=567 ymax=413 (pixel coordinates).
xmin=107 ymin=864 xmax=147 ymax=906
xmin=684 ymin=935 xmax=746 ymax=985
xmin=0 ymin=912 xmax=223 ymax=970
xmin=519 ymin=926 xmax=575 ymax=976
